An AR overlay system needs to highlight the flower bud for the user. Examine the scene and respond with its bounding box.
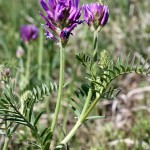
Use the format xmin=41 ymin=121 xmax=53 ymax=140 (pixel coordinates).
xmin=5 ymin=68 xmax=10 ymax=76
xmin=16 ymin=46 xmax=25 ymax=58
xmin=99 ymin=50 xmax=112 ymax=68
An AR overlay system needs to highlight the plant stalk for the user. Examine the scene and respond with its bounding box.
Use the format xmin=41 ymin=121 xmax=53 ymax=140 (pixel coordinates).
xmin=55 ymin=30 xmax=100 ymax=148
xmin=93 ymin=31 xmax=98 ymax=62
xmin=50 ymin=43 xmax=65 ymax=133
xmin=82 ymin=96 xmax=100 ymax=121
xmin=38 ymin=27 xmax=43 ymax=80
xmin=3 ymin=136 xmax=9 ymax=150
xmin=56 ymin=87 xmax=93 ymax=148
xmin=79 ymin=88 xmax=93 ymax=121
xmin=19 ymin=58 xmax=24 ymax=73
xmin=55 ymin=120 xmax=81 ymax=149
xmin=56 ymin=96 xmax=101 ymax=148
xmin=26 ymin=43 xmax=31 ymax=82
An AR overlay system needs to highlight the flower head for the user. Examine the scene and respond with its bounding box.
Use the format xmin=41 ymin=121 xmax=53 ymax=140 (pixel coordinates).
xmin=83 ymin=3 xmax=109 ymax=31
xmin=20 ymin=25 xmax=39 ymax=42
xmin=40 ymin=0 xmax=83 ymax=46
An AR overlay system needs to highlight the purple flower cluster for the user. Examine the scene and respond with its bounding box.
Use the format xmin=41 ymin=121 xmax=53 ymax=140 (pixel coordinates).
xmin=21 ymin=25 xmax=39 ymax=42
xmin=40 ymin=0 xmax=109 ymax=45
xmin=83 ymin=3 xmax=109 ymax=31
xmin=40 ymin=0 xmax=83 ymax=45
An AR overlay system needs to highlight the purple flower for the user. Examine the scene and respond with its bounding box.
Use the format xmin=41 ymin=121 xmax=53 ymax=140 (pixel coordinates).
xmin=83 ymin=3 xmax=109 ymax=31
xmin=40 ymin=0 xmax=83 ymax=46
xmin=21 ymin=25 xmax=39 ymax=42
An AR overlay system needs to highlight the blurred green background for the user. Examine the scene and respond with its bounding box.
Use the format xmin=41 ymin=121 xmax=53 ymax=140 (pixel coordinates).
xmin=0 ymin=0 xmax=150 ymax=149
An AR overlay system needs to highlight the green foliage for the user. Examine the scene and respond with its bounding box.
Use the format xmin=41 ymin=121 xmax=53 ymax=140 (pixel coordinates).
xmin=76 ymin=53 xmax=92 ymax=69
xmin=0 ymin=80 xmax=37 ymax=134
xmin=70 ymin=84 xmax=93 ymax=117
xmin=0 ymin=80 xmax=57 ymax=148
xmin=32 ymin=82 xmax=58 ymax=102
xmin=70 ymin=53 xmax=150 ymax=119
xmin=40 ymin=128 xmax=53 ymax=150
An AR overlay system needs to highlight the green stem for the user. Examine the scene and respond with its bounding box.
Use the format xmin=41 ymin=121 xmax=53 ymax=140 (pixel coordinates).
xmin=55 ymin=30 xmax=101 ymax=148
xmin=55 ymin=120 xmax=81 ymax=149
xmin=79 ymin=88 xmax=93 ymax=122
xmin=56 ymin=88 xmax=93 ymax=148
xmin=38 ymin=27 xmax=43 ymax=80
xmin=56 ymin=96 xmax=101 ymax=148
xmin=59 ymin=66 xmax=77 ymax=142
xmin=26 ymin=43 xmax=31 ymax=81
xmin=82 ymin=96 xmax=100 ymax=120
xmin=93 ymin=31 xmax=98 ymax=62
xmin=19 ymin=58 xmax=24 ymax=73
xmin=50 ymin=43 xmax=65 ymax=133
xmin=3 ymin=136 xmax=9 ymax=150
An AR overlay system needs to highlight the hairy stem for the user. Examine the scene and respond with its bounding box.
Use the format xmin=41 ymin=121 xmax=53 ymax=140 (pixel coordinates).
xmin=93 ymin=31 xmax=98 ymax=62
xmin=38 ymin=27 xmax=43 ymax=80
xmin=55 ymin=30 xmax=100 ymax=148
xmin=26 ymin=43 xmax=31 ymax=82
xmin=50 ymin=43 xmax=65 ymax=133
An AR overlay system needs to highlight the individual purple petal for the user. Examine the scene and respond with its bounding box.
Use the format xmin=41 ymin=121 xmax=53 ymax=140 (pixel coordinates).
xmin=75 ymin=0 xmax=79 ymax=8
xmin=40 ymin=0 xmax=49 ymax=11
xmin=67 ymin=23 xmax=78 ymax=32
xmin=45 ymin=30 xmax=59 ymax=42
xmin=73 ymin=9 xmax=81 ymax=21
xmin=40 ymin=12 xmax=56 ymax=31
xmin=68 ymin=7 xmax=77 ymax=21
xmin=55 ymin=4 xmax=65 ymax=22
xmin=48 ymin=0 xmax=56 ymax=10
xmin=70 ymin=0 xmax=75 ymax=8
xmin=101 ymin=6 xmax=109 ymax=26
xmin=60 ymin=23 xmax=77 ymax=40
xmin=40 ymin=0 xmax=54 ymax=19
xmin=83 ymin=5 xmax=94 ymax=25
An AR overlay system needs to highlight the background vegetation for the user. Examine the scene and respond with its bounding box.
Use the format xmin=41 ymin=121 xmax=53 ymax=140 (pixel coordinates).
xmin=0 ymin=0 xmax=150 ymax=149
